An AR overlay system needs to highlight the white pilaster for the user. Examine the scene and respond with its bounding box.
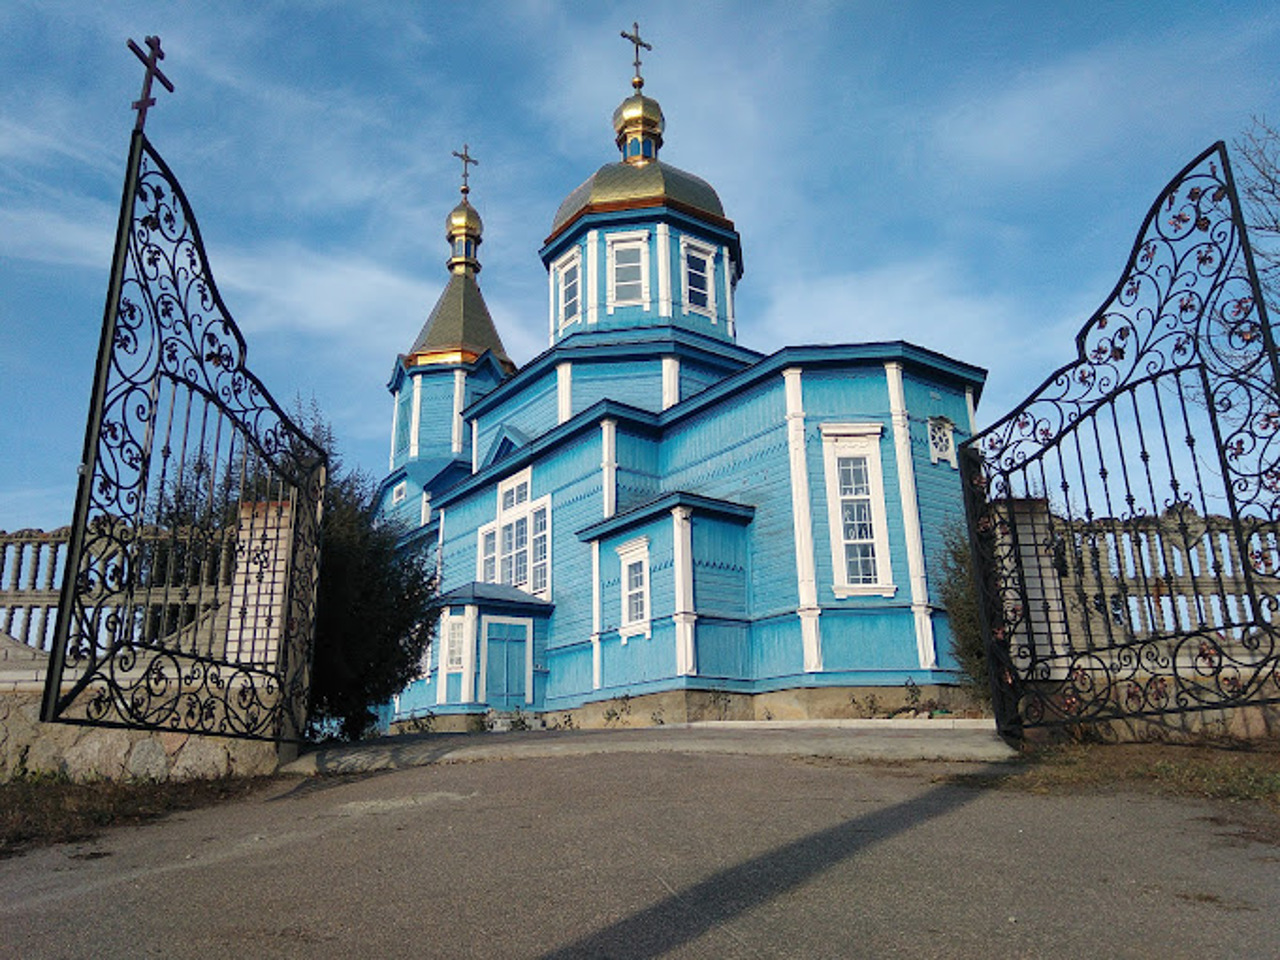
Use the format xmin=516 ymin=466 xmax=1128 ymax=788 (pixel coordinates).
xmin=657 ymin=223 xmax=672 ymax=318
xmin=784 ymin=367 xmax=822 ymax=672
xmin=451 ymin=369 xmax=466 ymax=454
xmin=409 ymin=376 xmax=422 ymax=459
xmin=672 ymin=506 xmax=697 ymax=676
xmin=886 ymin=362 xmax=936 ymax=669
xmin=723 ymin=247 xmax=736 ymax=337
xmin=601 ymin=418 xmax=617 ymax=518
xmin=965 ymin=385 xmax=977 ymax=436
xmin=461 ymin=604 xmax=478 ymax=703
xmin=557 ymin=361 xmax=572 ymax=424
xmin=662 ymin=356 xmax=680 ymax=410
xmin=389 ymin=388 xmax=399 ymax=471
xmin=586 ymin=230 xmax=599 ymax=326
xmin=547 ymin=269 xmax=556 ymax=346
xmin=470 ymin=418 xmax=478 ymax=473
xmin=591 ymin=540 xmax=602 ymax=690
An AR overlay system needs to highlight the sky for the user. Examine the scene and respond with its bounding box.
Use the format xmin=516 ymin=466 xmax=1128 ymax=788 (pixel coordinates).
xmin=2 ymin=0 xmax=1278 ymax=532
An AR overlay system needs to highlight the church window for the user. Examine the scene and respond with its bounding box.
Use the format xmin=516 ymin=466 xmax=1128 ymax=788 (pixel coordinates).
xmin=607 ymin=232 xmax=649 ymax=311
xmin=391 ymin=481 xmax=407 ymax=505
xmin=928 ymin=416 xmax=957 ymax=468
xmin=445 ymin=617 xmax=465 ymax=671
xmin=554 ymin=250 xmax=581 ymax=329
xmin=617 ymin=537 xmax=650 ymax=639
xmin=478 ymin=468 xmax=551 ymax=599
xmin=820 ymin=424 xmax=895 ymax=598
xmin=680 ymin=238 xmax=716 ymax=318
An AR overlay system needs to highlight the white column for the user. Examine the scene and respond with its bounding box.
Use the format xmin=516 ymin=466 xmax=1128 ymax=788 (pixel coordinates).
xmin=586 ymin=230 xmax=599 ymax=326
xmin=672 ymin=506 xmax=697 ymax=676
xmin=436 ymin=610 xmax=450 ymax=707
xmin=662 ymin=356 xmax=680 ymax=410
xmin=657 ymin=223 xmax=672 ymax=318
xmin=461 ymin=604 xmax=478 ymax=703
xmin=388 ymin=388 xmax=399 ymax=471
xmin=547 ymin=269 xmax=556 ymax=346
xmin=409 ymin=376 xmax=422 ymax=459
xmin=591 ymin=540 xmax=602 ymax=690
xmin=724 ymin=252 xmax=736 ymax=338
xmin=784 ymin=367 xmax=821 ymax=672
xmin=524 ymin=621 xmax=534 ymax=706
xmin=470 ymin=418 xmax=479 ymax=473
xmin=451 ymin=369 xmax=466 ymax=454
xmin=965 ymin=385 xmax=977 ymax=436
xmin=601 ymin=418 xmax=617 ymax=518
xmin=886 ymin=362 xmax=936 ymax=669
xmin=557 ymin=361 xmax=572 ymax=424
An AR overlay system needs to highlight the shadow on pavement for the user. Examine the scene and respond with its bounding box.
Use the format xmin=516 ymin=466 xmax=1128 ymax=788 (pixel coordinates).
xmin=538 ymin=773 xmax=989 ymax=960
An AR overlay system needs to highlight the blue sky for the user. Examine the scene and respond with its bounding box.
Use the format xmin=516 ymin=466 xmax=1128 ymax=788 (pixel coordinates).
xmin=2 ymin=1 xmax=1278 ymax=532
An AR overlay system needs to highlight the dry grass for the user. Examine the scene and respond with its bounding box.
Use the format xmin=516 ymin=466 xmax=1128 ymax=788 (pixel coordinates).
xmin=0 ymin=775 xmax=278 ymax=859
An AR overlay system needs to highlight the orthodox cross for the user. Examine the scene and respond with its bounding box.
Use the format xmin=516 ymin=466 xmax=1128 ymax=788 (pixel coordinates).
xmin=620 ymin=22 xmax=651 ymax=86
xmin=452 ymin=144 xmax=478 ymax=197
xmin=127 ymin=35 xmax=174 ymax=132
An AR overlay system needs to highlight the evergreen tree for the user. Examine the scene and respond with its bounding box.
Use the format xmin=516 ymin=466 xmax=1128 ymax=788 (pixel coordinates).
xmin=292 ymin=400 xmax=438 ymax=740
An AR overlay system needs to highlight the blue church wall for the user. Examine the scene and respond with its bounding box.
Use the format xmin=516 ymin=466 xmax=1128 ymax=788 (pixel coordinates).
xmin=690 ymin=515 xmax=749 ymax=619
xmin=678 ymin=358 xmax=729 ymax=402
xmin=615 ymin=427 xmax=661 ymax=513
xmin=695 ymin=620 xmax=751 ymax=679
xmin=472 ymin=368 xmax=558 ymax=462
xmin=406 ymin=376 xmax=457 ymax=466
xmin=819 ymin=608 xmax=923 ymax=672
xmin=750 ymin=614 xmax=806 ymax=678
xmin=393 ymin=387 xmax=413 ymax=462
xmin=572 ymin=358 xmax=663 ymax=415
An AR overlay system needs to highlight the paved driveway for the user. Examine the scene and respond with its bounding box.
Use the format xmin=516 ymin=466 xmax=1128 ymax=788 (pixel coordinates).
xmin=2 ymin=727 xmax=1277 ymax=959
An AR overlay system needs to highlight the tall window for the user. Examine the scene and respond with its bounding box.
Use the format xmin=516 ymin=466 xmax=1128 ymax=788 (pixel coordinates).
xmin=555 ymin=250 xmax=581 ymax=330
xmin=617 ymin=537 xmax=650 ymax=639
xmin=607 ymin=232 xmax=649 ymax=312
xmin=445 ymin=617 xmax=465 ymax=671
xmin=821 ymin=424 xmax=895 ymax=598
xmin=478 ymin=468 xmax=551 ymax=599
xmin=680 ymin=238 xmax=716 ymax=318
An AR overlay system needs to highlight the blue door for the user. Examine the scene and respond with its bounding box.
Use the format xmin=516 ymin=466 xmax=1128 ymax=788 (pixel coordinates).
xmin=485 ymin=620 xmax=527 ymax=710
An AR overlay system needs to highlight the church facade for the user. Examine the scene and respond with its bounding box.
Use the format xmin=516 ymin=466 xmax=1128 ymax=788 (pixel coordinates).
xmin=375 ymin=59 xmax=985 ymax=726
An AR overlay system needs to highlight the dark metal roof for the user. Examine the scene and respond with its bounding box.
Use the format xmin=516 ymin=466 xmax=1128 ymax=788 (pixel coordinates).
xmin=409 ymin=272 xmax=512 ymax=368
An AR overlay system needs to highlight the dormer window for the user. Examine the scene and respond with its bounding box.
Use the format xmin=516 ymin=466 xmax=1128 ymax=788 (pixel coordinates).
xmin=607 ymin=231 xmax=650 ymax=312
xmin=680 ymin=238 xmax=716 ymax=318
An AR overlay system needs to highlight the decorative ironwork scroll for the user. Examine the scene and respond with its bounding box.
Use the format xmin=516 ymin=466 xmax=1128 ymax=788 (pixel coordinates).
xmin=42 ymin=130 xmax=326 ymax=741
xmin=960 ymin=142 xmax=1280 ymax=737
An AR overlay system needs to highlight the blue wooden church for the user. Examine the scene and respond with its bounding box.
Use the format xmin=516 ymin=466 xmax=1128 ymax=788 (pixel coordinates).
xmin=375 ymin=50 xmax=985 ymax=728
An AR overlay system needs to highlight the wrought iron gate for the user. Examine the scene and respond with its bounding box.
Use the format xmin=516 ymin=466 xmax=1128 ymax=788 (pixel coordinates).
xmin=41 ymin=129 xmax=327 ymax=742
xmin=961 ymin=142 xmax=1280 ymax=738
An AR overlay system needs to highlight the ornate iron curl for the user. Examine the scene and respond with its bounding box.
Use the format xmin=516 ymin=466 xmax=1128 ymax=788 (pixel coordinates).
xmin=44 ymin=131 xmax=327 ymax=742
xmin=961 ymin=143 xmax=1280 ymax=738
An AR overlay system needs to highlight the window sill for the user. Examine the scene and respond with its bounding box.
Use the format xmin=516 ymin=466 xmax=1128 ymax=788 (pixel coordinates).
xmin=618 ymin=622 xmax=650 ymax=643
xmin=832 ymin=583 xmax=898 ymax=599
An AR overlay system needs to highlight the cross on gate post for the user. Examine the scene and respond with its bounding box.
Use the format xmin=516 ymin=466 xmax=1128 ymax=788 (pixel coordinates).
xmin=128 ymin=35 xmax=174 ymax=132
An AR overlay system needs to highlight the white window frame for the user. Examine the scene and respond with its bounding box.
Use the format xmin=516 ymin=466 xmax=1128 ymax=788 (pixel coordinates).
xmin=443 ymin=614 xmax=466 ymax=672
xmin=606 ymin=230 xmax=650 ymax=313
xmin=477 ymin=467 xmax=552 ymax=600
xmin=928 ymin=416 xmax=958 ymax=469
xmin=391 ymin=481 xmax=407 ymax=505
xmin=616 ymin=536 xmax=650 ymax=640
xmin=679 ymin=237 xmax=717 ymax=319
xmin=420 ymin=491 xmax=431 ymax=525
xmin=821 ymin=423 xmax=895 ymax=598
xmin=553 ymin=248 xmax=582 ymax=331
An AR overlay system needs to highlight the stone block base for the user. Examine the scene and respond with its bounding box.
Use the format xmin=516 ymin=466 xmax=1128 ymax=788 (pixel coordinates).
xmin=1 ymin=690 xmax=282 ymax=782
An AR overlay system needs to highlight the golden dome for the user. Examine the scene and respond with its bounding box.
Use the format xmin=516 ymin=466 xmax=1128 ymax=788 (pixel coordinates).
xmin=612 ymin=93 xmax=665 ymax=139
xmin=547 ymin=160 xmax=728 ymax=240
xmin=447 ymin=199 xmax=483 ymax=237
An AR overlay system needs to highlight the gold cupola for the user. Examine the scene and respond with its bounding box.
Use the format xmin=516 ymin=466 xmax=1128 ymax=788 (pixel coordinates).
xmin=405 ymin=146 xmax=514 ymax=372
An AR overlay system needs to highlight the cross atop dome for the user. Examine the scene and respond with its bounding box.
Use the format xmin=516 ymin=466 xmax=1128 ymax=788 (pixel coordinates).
xmin=452 ymin=143 xmax=478 ymax=198
xmin=620 ymin=21 xmax=652 ymax=91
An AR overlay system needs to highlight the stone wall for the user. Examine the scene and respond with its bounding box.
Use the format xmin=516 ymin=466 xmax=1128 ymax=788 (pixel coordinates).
xmin=1 ymin=635 xmax=282 ymax=782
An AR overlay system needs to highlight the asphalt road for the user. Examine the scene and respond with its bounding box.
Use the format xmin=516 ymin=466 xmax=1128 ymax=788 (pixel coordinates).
xmin=2 ymin=728 xmax=1278 ymax=959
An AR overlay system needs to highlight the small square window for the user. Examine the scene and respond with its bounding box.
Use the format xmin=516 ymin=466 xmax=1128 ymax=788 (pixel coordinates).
xmin=391 ymin=481 xmax=407 ymax=505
